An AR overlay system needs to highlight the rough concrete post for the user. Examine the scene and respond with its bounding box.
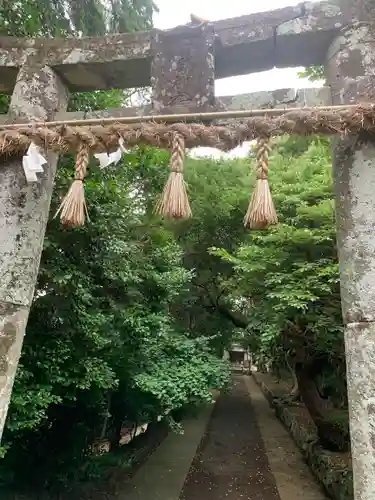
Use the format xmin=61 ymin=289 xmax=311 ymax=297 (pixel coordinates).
xmin=0 ymin=64 xmax=68 ymax=440
xmin=150 ymin=23 xmax=215 ymax=112
xmin=325 ymin=21 xmax=375 ymax=500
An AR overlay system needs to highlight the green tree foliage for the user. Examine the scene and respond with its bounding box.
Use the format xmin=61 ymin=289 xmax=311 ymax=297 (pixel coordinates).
xmin=0 ymin=0 xmax=157 ymax=37
xmin=1 ymin=152 xmax=229 ymax=492
xmin=211 ymin=138 xmax=349 ymax=451
xmin=139 ymin=135 xmax=348 ymax=453
xmin=110 ymin=147 xmax=253 ymax=355
xmin=137 ymin=138 xmax=349 ymax=453
xmin=170 ymin=156 xmax=252 ymax=353
xmin=298 ymin=66 xmax=325 ymax=83
xmin=0 ymin=0 xmax=229 ymax=494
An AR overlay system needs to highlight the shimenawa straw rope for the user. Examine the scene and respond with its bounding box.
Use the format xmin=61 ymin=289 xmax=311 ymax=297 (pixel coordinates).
xmin=244 ymin=136 xmax=277 ymax=230
xmin=54 ymin=143 xmax=90 ymax=227
xmin=0 ymin=103 xmax=371 ymax=130
xmin=2 ymin=106 xmax=375 ymax=158
xmin=9 ymin=103 xmax=373 ymax=229
xmin=155 ymin=133 xmax=192 ymax=219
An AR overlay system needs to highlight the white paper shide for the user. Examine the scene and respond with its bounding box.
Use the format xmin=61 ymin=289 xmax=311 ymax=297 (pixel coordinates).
xmin=94 ymin=138 xmax=128 ymax=169
xmin=22 ymin=142 xmax=48 ymax=183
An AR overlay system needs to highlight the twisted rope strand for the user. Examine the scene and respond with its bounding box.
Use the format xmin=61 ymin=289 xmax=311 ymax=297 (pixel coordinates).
xmin=255 ymin=137 xmax=271 ymax=180
xmin=155 ymin=133 xmax=192 ymax=219
xmin=5 ymin=105 xmax=375 ymax=228
xmin=0 ymin=106 xmax=374 ymax=157
xmin=54 ymin=143 xmax=90 ymax=227
xmin=170 ymin=133 xmax=185 ymax=173
xmin=244 ymin=136 xmax=277 ymax=230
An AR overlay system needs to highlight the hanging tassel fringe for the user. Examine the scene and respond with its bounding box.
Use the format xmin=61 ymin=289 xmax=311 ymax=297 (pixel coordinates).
xmin=244 ymin=136 xmax=278 ymax=229
xmin=155 ymin=133 xmax=192 ymax=219
xmin=54 ymin=143 xmax=90 ymax=227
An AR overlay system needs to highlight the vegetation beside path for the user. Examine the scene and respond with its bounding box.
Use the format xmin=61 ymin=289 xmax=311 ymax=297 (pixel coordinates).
xmin=253 ymin=372 xmax=353 ymax=500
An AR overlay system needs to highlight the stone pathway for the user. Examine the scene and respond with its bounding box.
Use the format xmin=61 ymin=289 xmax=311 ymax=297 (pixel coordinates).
xmin=121 ymin=375 xmax=328 ymax=500
xmin=180 ymin=375 xmax=280 ymax=500
xmin=244 ymin=376 xmax=327 ymax=500
xmin=118 ymin=401 xmax=215 ymax=500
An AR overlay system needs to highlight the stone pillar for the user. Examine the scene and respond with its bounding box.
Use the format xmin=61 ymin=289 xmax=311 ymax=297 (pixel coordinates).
xmin=0 ymin=64 xmax=68 ymax=440
xmin=325 ymin=21 xmax=375 ymax=500
xmin=150 ymin=23 xmax=215 ymax=113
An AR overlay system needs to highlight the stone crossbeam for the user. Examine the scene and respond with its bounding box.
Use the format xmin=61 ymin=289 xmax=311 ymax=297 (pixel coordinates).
xmin=0 ymin=1 xmax=359 ymax=93
xmin=0 ymin=87 xmax=330 ymax=125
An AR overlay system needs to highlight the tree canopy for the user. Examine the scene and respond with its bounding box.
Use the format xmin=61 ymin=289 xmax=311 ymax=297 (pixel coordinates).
xmin=1 ymin=131 xmax=349 ymax=494
xmin=0 ymin=0 xmax=156 ymax=37
xmin=1 ymin=152 xmax=229 ymax=490
xmin=0 ymin=0 xmax=230 ymax=494
xmin=188 ymin=137 xmax=348 ymax=451
xmin=129 ymin=135 xmax=349 ymax=451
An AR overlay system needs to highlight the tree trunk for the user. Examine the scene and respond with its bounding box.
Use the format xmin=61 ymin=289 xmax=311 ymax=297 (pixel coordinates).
xmin=108 ymin=392 xmax=124 ymax=451
xmin=289 ymin=379 xmax=300 ymax=400
xmin=286 ymin=358 xmax=300 ymax=401
xmin=109 ymin=415 xmax=122 ymax=451
xmin=295 ymin=361 xmax=349 ymax=452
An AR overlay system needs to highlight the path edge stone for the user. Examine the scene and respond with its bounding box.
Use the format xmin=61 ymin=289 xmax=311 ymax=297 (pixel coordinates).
xmin=252 ymin=373 xmax=353 ymax=500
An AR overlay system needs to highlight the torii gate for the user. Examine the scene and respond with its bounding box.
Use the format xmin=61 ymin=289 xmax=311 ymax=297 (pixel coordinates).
xmin=0 ymin=1 xmax=374 ymax=498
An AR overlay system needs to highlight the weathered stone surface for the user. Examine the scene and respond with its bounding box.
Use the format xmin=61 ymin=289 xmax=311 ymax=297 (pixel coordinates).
xmin=1 ymin=66 xmax=69 ymax=304
xmin=335 ymin=0 xmax=375 ymax=23
xmin=52 ymin=32 xmax=152 ymax=92
xmin=0 ymin=2 xmax=357 ymax=93
xmin=343 ymin=322 xmax=375 ymax=500
xmin=0 ymin=302 xmax=29 ymax=439
xmin=219 ymin=87 xmax=332 ymax=110
xmin=332 ymin=138 xmax=375 ymax=324
xmin=151 ymin=23 xmax=215 ymax=112
xmin=8 ymin=64 xmax=68 ymax=122
xmin=214 ymin=5 xmax=303 ymax=77
xmin=0 ymin=64 xmax=68 ymax=440
xmin=327 ymin=23 xmax=375 ymax=323
xmin=275 ymin=1 xmax=347 ymax=68
xmin=326 ymin=20 xmax=375 ymax=500
xmin=26 ymin=87 xmax=330 ymax=123
xmin=0 ymin=32 xmax=152 ymax=93
xmin=0 ymin=37 xmax=37 ymax=92
xmin=0 ymin=36 xmax=36 ymax=56
xmin=326 ymin=23 xmax=375 ymax=106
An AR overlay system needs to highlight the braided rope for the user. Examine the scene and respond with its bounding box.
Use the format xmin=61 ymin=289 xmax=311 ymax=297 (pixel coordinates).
xmin=7 ymin=104 xmax=375 ymax=228
xmin=244 ymin=136 xmax=277 ymax=230
xmin=0 ymin=106 xmax=374 ymax=157
xmin=54 ymin=143 xmax=90 ymax=227
xmin=155 ymin=133 xmax=192 ymax=219
xmin=255 ymin=137 xmax=271 ymax=180
xmin=74 ymin=144 xmax=90 ymax=182
xmin=170 ymin=133 xmax=185 ymax=173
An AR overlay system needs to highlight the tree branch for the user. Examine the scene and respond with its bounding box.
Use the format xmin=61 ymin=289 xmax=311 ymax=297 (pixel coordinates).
xmin=215 ymin=301 xmax=250 ymax=329
xmin=193 ymin=279 xmax=249 ymax=329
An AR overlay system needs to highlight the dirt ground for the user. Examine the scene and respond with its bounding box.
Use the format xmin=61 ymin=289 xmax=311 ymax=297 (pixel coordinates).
xmin=179 ymin=376 xmax=281 ymax=500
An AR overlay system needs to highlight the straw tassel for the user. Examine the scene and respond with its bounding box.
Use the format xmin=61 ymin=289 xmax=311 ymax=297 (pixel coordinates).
xmin=243 ymin=136 xmax=278 ymax=229
xmin=55 ymin=143 xmax=90 ymax=227
xmin=155 ymin=133 xmax=192 ymax=219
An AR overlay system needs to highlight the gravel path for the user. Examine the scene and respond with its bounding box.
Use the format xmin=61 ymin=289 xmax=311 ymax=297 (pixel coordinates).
xmin=179 ymin=376 xmax=281 ymax=500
